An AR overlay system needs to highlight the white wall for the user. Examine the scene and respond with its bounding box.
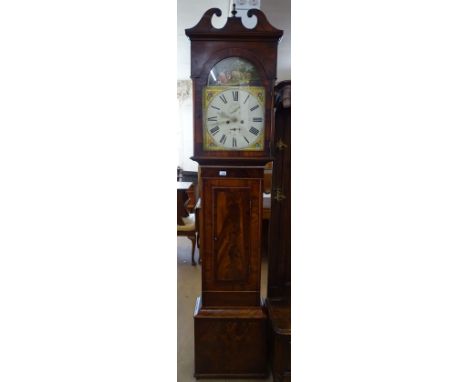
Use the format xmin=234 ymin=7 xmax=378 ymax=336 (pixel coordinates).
xmin=261 ymin=0 xmax=291 ymax=82
xmin=177 ymin=0 xmax=291 ymax=172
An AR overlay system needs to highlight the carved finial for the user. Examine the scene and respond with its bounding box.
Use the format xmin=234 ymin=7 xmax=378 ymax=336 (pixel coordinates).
xmin=231 ymin=3 xmax=237 ymax=17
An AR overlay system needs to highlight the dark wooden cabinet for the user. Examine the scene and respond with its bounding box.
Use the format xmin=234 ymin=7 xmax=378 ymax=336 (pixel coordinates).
xmin=267 ymin=81 xmax=291 ymax=301
xmin=266 ymin=81 xmax=291 ymax=382
xmin=267 ymin=302 xmax=291 ymax=382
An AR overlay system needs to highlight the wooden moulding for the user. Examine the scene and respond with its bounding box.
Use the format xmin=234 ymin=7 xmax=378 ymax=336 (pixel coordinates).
xmin=200 ymin=165 xmax=265 ymax=179
xmin=202 ymin=290 xmax=260 ymax=307
xmin=194 ymin=296 xmax=268 ymax=379
xmin=192 ymin=156 xmax=274 ymax=167
xmin=185 ymin=8 xmax=283 ymax=42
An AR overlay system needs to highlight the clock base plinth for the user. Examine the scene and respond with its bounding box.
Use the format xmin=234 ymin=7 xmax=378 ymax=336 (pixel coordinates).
xmin=193 ymin=296 xmax=269 ymax=379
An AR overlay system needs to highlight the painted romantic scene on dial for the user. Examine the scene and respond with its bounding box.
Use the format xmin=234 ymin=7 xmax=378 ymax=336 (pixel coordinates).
xmin=208 ymin=57 xmax=261 ymax=86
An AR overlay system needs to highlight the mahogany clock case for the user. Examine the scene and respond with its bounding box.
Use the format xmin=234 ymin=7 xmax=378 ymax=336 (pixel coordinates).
xmin=185 ymin=7 xmax=284 ymax=379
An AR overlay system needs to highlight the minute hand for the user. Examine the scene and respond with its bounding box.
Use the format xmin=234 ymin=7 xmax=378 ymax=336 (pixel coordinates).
xmin=230 ymin=106 xmax=240 ymax=114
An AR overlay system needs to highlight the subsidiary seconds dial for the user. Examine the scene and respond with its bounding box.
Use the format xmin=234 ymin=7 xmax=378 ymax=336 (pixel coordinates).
xmin=204 ymin=88 xmax=265 ymax=150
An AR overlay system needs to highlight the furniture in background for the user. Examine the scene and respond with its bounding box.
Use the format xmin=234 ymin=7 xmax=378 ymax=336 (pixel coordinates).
xmin=266 ymin=80 xmax=291 ymax=382
xmin=177 ymin=181 xmax=199 ymax=265
xmin=194 ymin=198 xmax=202 ymax=263
xmin=263 ymin=161 xmax=273 ymax=218
xmin=177 ymin=166 xmax=183 ymax=181
xmin=177 ymin=167 xmax=199 ymax=212
xmin=262 ymin=161 xmax=273 ymax=256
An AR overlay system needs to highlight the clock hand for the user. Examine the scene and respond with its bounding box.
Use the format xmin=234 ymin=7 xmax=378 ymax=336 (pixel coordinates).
xmin=230 ymin=106 xmax=240 ymax=114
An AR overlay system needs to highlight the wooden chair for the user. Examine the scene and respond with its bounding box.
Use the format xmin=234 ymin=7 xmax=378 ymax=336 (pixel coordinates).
xmin=177 ymin=212 xmax=198 ymax=265
xmin=177 ymin=181 xmax=199 ymax=265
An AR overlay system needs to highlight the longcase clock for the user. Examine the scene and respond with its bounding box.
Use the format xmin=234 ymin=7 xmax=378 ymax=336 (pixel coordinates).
xmin=185 ymin=6 xmax=283 ymax=378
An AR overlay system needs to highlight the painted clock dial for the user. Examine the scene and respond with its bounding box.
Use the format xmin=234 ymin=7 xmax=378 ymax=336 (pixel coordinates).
xmin=203 ymin=86 xmax=265 ymax=150
xmin=202 ymin=56 xmax=265 ymax=151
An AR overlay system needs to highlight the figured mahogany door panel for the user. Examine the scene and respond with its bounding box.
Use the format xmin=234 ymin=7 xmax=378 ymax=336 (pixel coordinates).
xmin=213 ymin=186 xmax=250 ymax=282
xmin=201 ymin=177 xmax=262 ymax=294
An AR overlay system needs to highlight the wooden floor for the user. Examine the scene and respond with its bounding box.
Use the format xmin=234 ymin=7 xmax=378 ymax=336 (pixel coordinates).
xmin=177 ymin=237 xmax=272 ymax=382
